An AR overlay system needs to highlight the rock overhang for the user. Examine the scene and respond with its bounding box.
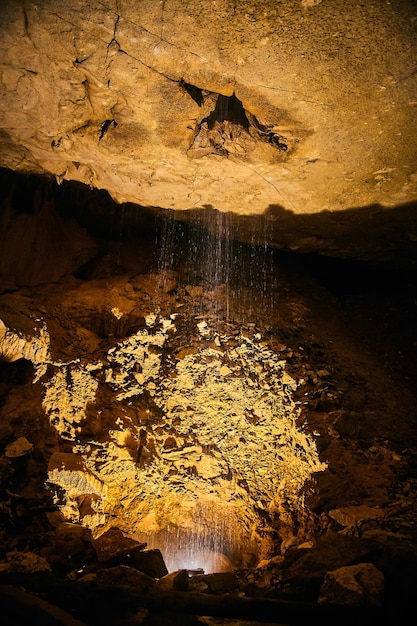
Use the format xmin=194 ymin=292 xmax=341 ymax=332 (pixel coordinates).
xmin=0 ymin=0 xmax=417 ymax=258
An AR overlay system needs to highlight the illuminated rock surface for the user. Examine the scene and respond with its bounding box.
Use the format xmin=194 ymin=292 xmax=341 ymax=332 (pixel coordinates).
xmin=0 ymin=0 xmax=417 ymax=259
xmin=0 ymin=0 xmax=417 ymax=619
xmin=0 ymin=171 xmax=416 ymax=626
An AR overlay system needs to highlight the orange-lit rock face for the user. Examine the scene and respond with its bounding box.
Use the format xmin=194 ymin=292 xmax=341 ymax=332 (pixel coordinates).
xmin=15 ymin=307 xmax=325 ymax=569
xmin=0 ymin=266 xmax=326 ymax=570
xmin=0 ymin=0 xmax=417 ymax=224
xmin=1 ymin=171 xmax=417 ymax=585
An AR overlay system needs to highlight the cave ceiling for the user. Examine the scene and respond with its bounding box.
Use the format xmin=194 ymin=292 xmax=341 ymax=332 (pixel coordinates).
xmin=0 ymin=0 xmax=417 ymax=257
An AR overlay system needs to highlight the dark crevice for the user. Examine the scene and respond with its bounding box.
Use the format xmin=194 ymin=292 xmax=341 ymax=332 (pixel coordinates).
xmin=180 ymin=82 xmax=290 ymax=158
xmin=74 ymin=56 xmax=90 ymax=65
xmin=0 ymin=358 xmax=34 ymax=386
xmin=107 ymin=14 xmax=120 ymax=49
xmin=81 ymin=310 xmax=147 ymax=340
xmin=247 ymin=113 xmax=289 ymax=150
xmin=204 ymin=93 xmax=250 ymax=131
xmin=99 ymin=119 xmax=117 ymax=141
xmin=296 ymin=252 xmax=417 ymax=298
xmin=179 ymin=80 xmax=204 ymax=106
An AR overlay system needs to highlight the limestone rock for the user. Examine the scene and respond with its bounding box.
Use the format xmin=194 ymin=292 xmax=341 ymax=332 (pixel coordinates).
xmin=0 ymin=551 xmax=51 ymax=574
xmin=47 ymin=453 xmax=107 ymax=525
xmin=96 ymin=565 xmax=156 ymax=592
xmin=329 ymin=505 xmax=386 ymax=528
xmin=92 ymin=527 xmax=147 ymax=563
xmin=0 ymin=319 xmax=51 ymax=381
xmin=54 ymin=522 xmax=96 ymax=567
xmin=157 ymin=569 xmax=189 ymax=591
xmin=318 ymin=563 xmax=385 ymax=606
xmin=4 ymin=436 xmax=33 ymax=458
xmin=201 ymin=571 xmax=240 ymax=594
xmin=47 ymin=453 xmax=106 ymax=498
xmin=280 ymin=532 xmax=376 ymax=598
xmin=55 ymin=521 xmax=93 ymax=543
xmin=77 ymin=494 xmax=106 ymax=529
xmin=127 ymin=548 xmax=169 ymax=579
xmin=0 ymin=0 xmax=416 ymax=256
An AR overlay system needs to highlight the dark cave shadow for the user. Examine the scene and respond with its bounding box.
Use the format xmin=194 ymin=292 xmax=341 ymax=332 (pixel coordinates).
xmin=175 ymin=200 xmax=417 ymax=296
xmin=178 ymin=200 xmax=417 ymax=267
xmin=2 ymin=167 xmax=417 ymax=268
xmin=1 ymin=167 xmax=416 ymax=246
xmin=1 ymin=168 xmax=417 ymax=300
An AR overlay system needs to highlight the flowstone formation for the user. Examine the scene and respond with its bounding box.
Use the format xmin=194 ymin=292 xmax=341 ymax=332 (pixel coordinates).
xmin=1 ymin=303 xmax=326 ymax=571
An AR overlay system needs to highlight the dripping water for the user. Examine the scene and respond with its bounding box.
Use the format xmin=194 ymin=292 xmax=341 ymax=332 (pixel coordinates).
xmin=136 ymin=506 xmax=243 ymax=573
xmin=149 ymin=208 xmax=280 ymax=572
xmin=155 ymin=214 xmax=182 ymax=311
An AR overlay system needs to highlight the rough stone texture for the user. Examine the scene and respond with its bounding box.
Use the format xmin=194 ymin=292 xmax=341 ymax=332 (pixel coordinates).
xmin=318 ymin=563 xmax=385 ymax=606
xmin=0 ymin=551 xmax=51 ymax=574
xmin=157 ymin=569 xmax=189 ymax=591
xmin=1 ymin=169 xmax=417 ymax=621
xmin=95 ymin=565 xmax=156 ymax=592
xmin=4 ymin=436 xmax=33 ymax=458
xmin=126 ymin=548 xmax=169 ymax=579
xmin=0 ymin=0 xmax=416 ymax=258
xmin=328 ymin=505 xmax=386 ymax=528
xmin=92 ymin=527 xmax=147 ymax=563
xmin=273 ymin=532 xmax=377 ymax=597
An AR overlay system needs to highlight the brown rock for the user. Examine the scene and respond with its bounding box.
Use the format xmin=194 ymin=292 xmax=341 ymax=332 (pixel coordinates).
xmin=54 ymin=522 xmax=96 ymax=567
xmin=157 ymin=569 xmax=189 ymax=591
xmin=279 ymin=532 xmax=376 ymax=600
xmin=202 ymin=571 xmax=240 ymax=594
xmin=96 ymin=565 xmax=156 ymax=592
xmin=4 ymin=437 xmax=33 ymax=458
xmin=92 ymin=527 xmax=147 ymax=563
xmin=318 ymin=563 xmax=385 ymax=606
xmin=55 ymin=522 xmax=93 ymax=543
xmin=128 ymin=548 xmax=169 ymax=579
xmin=329 ymin=505 xmax=386 ymax=528
xmin=47 ymin=453 xmax=106 ymax=498
xmin=0 ymin=551 xmax=51 ymax=574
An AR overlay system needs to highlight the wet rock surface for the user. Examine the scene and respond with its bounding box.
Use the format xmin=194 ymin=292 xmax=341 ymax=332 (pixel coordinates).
xmin=0 ymin=172 xmax=417 ymax=624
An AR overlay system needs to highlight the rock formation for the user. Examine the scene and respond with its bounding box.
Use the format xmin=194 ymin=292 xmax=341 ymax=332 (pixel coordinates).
xmin=1 ymin=0 xmax=417 ymax=257
xmin=0 ymin=1 xmax=417 ymax=624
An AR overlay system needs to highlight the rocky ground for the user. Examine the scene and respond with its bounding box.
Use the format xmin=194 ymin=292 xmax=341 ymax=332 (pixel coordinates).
xmin=0 ymin=172 xmax=417 ymax=624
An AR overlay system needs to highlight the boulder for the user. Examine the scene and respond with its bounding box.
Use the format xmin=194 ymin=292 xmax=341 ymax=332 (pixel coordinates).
xmin=127 ymin=548 xmax=169 ymax=579
xmin=318 ymin=563 xmax=384 ymax=606
xmin=96 ymin=565 xmax=156 ymax=593
xmin=277 ymin=532 xmax=376 ymax=600
xmin=92 ymin=527 xmax=146 ymax=563
xmin=157 ymin=569 xmax=189 ymax=591
xmin=4 ymin=437 xmax=33 ymax=458
xmin=0 ymin=551 xmax=51 ymax=574
xmin=54 ymin=522 xmax=96 ymax=567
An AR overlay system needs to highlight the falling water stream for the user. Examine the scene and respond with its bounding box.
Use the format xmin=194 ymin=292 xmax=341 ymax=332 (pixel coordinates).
xmin=146 ymin=210 xmax=288 ymax=573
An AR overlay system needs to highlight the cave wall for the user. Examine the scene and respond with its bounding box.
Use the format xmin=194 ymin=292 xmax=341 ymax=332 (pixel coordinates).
xmin=1 ymin=0 xmax=417 ymax=600
xmin=1 ymin=170 xmax=417 ymax=578
xmin=0 ymin=0 xmax=417 ymax=230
